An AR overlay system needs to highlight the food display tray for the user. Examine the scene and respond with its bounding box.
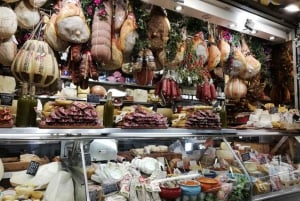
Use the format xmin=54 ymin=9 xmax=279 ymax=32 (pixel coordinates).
xmin=39 ymin=124 xmax=103 ymax=129
xmin=0 ymin=123 xmax=14 ymax=128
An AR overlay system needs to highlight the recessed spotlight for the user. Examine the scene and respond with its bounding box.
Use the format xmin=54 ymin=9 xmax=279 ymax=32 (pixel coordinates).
xmin=175 ymin=5 xmax=183 ymax=11
xmin=284 ymin=4 xmax=300 ymax=13
xmin=229 ymin=23 xmax=236 ymax=28
xmin=269 ymin=36 xmax=275 ymax=40
xmin=251 ymin=30 xmax=257 ymax=34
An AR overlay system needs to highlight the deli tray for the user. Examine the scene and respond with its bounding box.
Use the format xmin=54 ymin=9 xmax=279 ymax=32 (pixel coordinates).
xmin=39 ymin=124 xmax=103 ymax=129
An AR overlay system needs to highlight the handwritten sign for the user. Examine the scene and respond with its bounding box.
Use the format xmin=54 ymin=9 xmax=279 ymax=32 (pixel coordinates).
xmin=102 ymin=182 xmax=119 ymax=196
xmin=85 ymin=153 xmax=91 ymax=166
xmin=0 ymin=93 xmax=14 ymax=106
xmin=87 ymin=94 xmax=100 ymax=103
xmin=241 ymin=152 xmax=251 ymax=162
xmin=26 ymin=161 xmax=40 ymax=176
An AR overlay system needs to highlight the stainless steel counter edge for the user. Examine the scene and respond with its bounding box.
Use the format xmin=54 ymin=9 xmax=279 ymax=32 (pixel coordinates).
xmin=0 ymin=127 xmax=298 ymax=140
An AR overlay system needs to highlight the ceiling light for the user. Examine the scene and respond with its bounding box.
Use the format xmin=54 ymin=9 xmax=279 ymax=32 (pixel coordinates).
xmin=251 ymin=30 xmax=257 ymax=34
xmin=284 ymin=4 xmax=300 ymax=13
xmin=229 ymin=23 xmax=236 ymax=28
xmin=175 ymin=5 xmax=183 ymax=11
xmin=269 ymin=36 xmax=275 ymax=40
xmin=245 ymin=19 xmax=255 ymax=31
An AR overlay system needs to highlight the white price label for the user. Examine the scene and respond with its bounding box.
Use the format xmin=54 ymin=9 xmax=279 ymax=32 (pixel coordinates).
xmin=177 ymin=160 xmax=183 ymax=168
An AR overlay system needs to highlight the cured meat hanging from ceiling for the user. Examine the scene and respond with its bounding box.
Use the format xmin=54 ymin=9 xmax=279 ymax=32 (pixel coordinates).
xmin=0 ymin=0 xmax=293 ymax=108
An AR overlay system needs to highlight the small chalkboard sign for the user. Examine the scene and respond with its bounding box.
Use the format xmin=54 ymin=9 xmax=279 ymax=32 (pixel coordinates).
xmin=87 ymin=94 xmax=100 ymax=103
xmin=102 ymin=182 xmax=119 ymax=196
xmin=0 ymin=93 xmax=14 ymax=106
xmin=259 ymin=156 xmax=267 ymax=165
xmin=241 ymin=152 xmax=251 ymax=162
xmin=26 ymin=161 xmax=40 ymax=176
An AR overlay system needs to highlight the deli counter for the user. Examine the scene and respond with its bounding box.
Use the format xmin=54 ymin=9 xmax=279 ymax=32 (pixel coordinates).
xmin=0 ymin=127 xmax=300 ymax=201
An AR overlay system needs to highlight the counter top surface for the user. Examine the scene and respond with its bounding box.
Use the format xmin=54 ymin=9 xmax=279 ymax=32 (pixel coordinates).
xmin=0 ymin=127 xmax=298 ymax=140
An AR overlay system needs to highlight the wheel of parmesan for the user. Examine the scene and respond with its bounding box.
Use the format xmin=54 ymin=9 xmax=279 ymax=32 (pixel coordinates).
xmin=0 ymin=7 xmax=18 ymax=40
xmin=29 ymin=0 xmax=48 ymax=8
xmin=0 ymin=36 xmax=18 ymax=66
xmin=2 ymin=0 xmax=20 ymax=3
xmin=14 ymin=0 xmax=40 ymax=29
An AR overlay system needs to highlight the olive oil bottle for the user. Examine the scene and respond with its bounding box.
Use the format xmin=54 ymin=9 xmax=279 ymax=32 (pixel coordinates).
xmin=220 ymin=101 xmax=227 ymax=128
xmin=29 ymin=85 xmax=37 ymax=127
xmin=103 ymin=92 xmax=114 ymax=127
xmin=15 ymin=83 xmax=30 ymax=127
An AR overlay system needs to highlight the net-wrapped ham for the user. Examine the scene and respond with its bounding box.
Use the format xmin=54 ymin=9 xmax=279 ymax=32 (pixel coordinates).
xmin=44 ymin=14 xmax=69 ymax=51
xmin=91 ymin=0 xmax=112 ymax=64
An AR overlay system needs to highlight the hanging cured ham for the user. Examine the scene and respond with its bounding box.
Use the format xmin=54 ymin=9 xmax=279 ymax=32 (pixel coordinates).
xmin=191 ymin=32 xmax=208 ymax=68
xmin=91 ymin=0 xmax=112 ymax=64
xmin=114 ymin=0 xmax=126 ymax=32
xmin=239 ymin=36 xmax=261 ymax=80
xmin=55 ymin=0 xmax=90 ymax=44
xmin=147 ymin=6 xmax=170 ymax=52
xmin=230 ymin=46 xmax=247 ymax=77
xmin=206 ymin=24 xmax=221 ymax=71
xmin=157 ymin=27 xmax=187 ymax=69
xmin=44 ymin=14 xmax=69 ymax=51
xmin=218 ymin=31 xmax=230 ymax=65
xmin=119 ymin=11 xmax=138 ymax=59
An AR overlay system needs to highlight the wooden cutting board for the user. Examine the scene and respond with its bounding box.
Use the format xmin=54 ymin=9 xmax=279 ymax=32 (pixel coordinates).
xmin=1 ymin=157 xmax=49 ymax=171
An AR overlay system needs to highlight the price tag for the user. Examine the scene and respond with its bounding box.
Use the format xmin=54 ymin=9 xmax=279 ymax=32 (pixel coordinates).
xmin=190 ymin=160 xmax=197 ymax=167
xmin=241 ymin=152 xmax=251 ymax=162
xmin=176 ymin=160 xmax=183 ymax=168
xmin=102 ymin=182 xmax=119 ymax=196
xmin=87 ymin=94 xmax=100 ymax=103
xmin=259 ymin=156 xmax=267 ymax=165
xmin=89 ymin=190 xmax=98 ymax=201
xmin=84 ymin=153 xmax=91 ymax=166
xmin=0 ymin=93 xmax=14 ymax=106
xmin=26 ymin=161 xmax=40 ymax=176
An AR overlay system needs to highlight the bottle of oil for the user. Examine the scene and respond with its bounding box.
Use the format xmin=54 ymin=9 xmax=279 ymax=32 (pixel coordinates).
xmin=103 ymin=92 xmax=114 ymax=127
xmin=15 ymin=83 xmax=30 ymax=127
xmin=29 ymin=85 xmax=37 ymax=127
xmin=220 ymin=101 xmax=227 ymax=128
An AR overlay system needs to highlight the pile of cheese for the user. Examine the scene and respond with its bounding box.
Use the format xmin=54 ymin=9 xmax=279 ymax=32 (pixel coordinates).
xmin=246 ymin=106 xmax=300 ymax=129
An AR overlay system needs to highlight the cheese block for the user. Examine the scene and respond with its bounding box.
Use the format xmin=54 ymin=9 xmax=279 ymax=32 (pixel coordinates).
xmin=133 ymin=89 xmax=148 ymax=103
xmin=10 ymin=162 xmax=62 ymax=188
xmin=0 ymin=76 xmax=16 ymax=93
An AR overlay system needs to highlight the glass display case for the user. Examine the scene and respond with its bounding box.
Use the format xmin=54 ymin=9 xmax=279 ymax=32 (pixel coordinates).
xmin=0 ymin=128 xmax=299 ymax=201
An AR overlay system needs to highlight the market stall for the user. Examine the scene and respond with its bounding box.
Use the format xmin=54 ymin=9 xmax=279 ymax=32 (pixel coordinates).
xmin=0 ymin=0 xmax=299 ymax=200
